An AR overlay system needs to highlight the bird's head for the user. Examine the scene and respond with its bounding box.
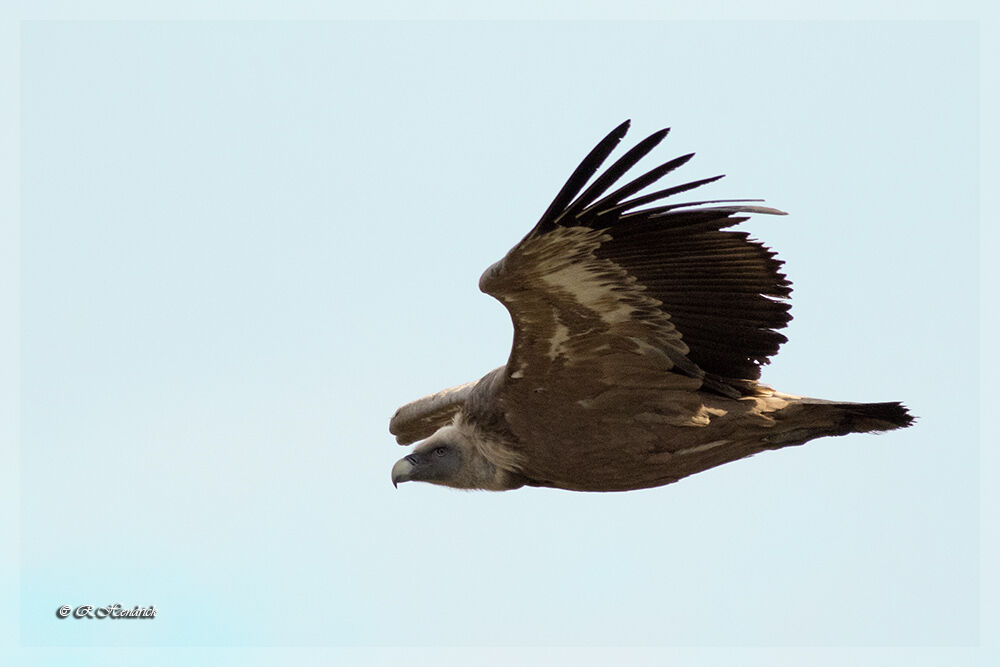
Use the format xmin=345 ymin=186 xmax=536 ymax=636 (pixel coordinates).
xmin=391 ymin=424 xmax=524 ymax=491
xmin=391 ymin=426 xmax=466 ymax=488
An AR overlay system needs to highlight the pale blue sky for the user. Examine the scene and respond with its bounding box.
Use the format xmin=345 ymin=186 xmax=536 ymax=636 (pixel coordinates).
xmin=2 ymin=4 xmax=998 ymax=667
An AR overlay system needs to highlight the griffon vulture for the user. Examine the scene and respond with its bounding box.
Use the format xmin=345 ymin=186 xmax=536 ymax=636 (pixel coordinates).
xmin=389 ymin=121 xmax=913 ymax=492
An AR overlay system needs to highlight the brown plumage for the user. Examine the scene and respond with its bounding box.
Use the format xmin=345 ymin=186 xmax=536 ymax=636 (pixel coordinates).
xmin=389 ymin=121 xmax=914 ymax=493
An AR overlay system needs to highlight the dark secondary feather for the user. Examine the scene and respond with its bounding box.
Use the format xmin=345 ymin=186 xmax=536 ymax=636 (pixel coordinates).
xmin=526 ymin=120 xmax=791 ymax=391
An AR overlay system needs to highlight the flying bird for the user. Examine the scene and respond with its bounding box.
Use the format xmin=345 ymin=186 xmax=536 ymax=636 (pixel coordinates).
xmin=389 ymin=121 xmax=913 ymax=492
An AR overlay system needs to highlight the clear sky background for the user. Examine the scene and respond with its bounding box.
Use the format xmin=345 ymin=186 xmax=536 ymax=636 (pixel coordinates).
xmin=2 ymin=3 xmax=997 ymax=667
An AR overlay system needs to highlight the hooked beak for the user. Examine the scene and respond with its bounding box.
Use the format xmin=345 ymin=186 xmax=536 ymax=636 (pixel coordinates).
xmin=391 ymin=456 xmax=415 ymax=488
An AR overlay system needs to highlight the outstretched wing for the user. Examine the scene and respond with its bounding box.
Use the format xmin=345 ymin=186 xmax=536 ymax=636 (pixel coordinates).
xmin=479 ymin=120 xmax=792 ymax=399
xmin=389 ymin=380 xmax=478 ymax=445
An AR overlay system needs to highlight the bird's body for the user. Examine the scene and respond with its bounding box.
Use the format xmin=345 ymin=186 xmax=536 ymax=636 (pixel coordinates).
xmin=390 ymin=121 xmax=913 ymax=493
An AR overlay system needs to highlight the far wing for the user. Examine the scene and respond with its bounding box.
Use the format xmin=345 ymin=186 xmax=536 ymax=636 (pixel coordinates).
xmin=478 ymin=121 xmax=791 ymax=399
xmin=389 ymin=380 xmax=479 ymax=445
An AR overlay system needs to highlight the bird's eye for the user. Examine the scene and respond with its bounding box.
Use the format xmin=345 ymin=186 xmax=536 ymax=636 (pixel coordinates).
xmin=434 ymin=446 xmax=448 ymax=457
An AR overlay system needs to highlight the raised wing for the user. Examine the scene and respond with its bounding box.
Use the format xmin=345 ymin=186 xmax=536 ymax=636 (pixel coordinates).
xmin=389 ymin=380 xmax=478 ymax=445
xmin=478 ymin=121 xmax=791 ymax=399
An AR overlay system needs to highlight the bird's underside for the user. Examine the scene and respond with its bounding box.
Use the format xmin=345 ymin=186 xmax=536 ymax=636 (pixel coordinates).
xmin=389 ymin=121 xmax=914 ymax=493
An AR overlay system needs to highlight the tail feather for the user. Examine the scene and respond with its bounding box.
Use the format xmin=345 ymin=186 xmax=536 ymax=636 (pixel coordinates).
xmin=835 ymin=401 xmax=915 ymax=432
xmin=764 ymin=399 xmax=915 ymax=450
